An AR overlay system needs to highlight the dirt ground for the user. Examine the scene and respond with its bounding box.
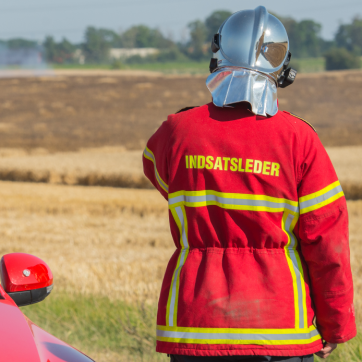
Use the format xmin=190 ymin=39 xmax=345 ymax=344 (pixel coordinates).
xmin=0 ymin=70 xmax=362 ymax=152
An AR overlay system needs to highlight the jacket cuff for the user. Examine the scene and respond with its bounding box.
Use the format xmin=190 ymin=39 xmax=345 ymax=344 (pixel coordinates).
xmin=324 ymin=327 xmax=357 ymax=344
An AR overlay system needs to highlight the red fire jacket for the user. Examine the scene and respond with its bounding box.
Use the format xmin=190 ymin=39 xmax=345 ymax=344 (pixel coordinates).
xmin=143 ymin=103 xmax=356 ymax=357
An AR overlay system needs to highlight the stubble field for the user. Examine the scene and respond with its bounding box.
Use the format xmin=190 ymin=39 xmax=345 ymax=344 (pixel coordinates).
xmin=1 ymin=69 xmax=362 ymax=151
xmin=0 ymin=70 xmax=361 ymax=361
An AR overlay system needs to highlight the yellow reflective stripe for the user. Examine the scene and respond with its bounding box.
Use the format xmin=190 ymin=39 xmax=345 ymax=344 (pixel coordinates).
xmin=170 ymin=190 xmax=298 ymax=206
xmin=171 ymin=207 xmax=187 ymax=249
xmin=172 ymin=207 xmax=189 ymax=326
xmin=143 ymin=147 xmax=168 ymax=193
xmin=300 ymin=192 xmax=344 ymax=214
xmin=282 ymin=212 xmax=299 ymax=329
xmin=165 ymin=246 xmax=180 ymax=327
xmin=156 ymin=325 xmax=321 ymax=345
xmin=299 ymin=181 xmax=344 ymax=214
xmin=282 ymin=211 xmax=308 ymax=330
xmin=157 ymin=336 xmax=321 ymax=345
xmin=166 ymin=206 xmax=189 ymax=327
xmin=157 ymin=325 xmax=317 ymax=334
xmin=299 ymin=181 xmax=340 ymax=202
xmin=296 ymin=252 xmax=308 ymax=329
xmin=181 ymin=206 xmax=188 ymax=248
xmin=168 ymin=190 xmax=298 ymax=213
xmin=173 ymin=203 xmax=284 ymax=212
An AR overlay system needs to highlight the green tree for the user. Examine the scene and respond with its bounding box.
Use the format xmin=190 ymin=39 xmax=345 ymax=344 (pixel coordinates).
xmin=296 ymin=20 xmax=322 ymax=57
xmin=324 ymin=48 xmax=361 ymax=70
xmin=6 ymin=38 xmax=37 ymax=49
xmin=56 ymin=38 xmax=76 ymax=63
xmin=275 ymin=14 xmax=323 ymax=57
xmin=335 ymin=17 xmax=362 ymax=55
xmin=82 ymin=27 xmax=116 ymax=63
xmin=205 ymin=10 xmax=232 ymax=41
xmin=320 ymin=39 xmax=335 ymax=54
xmin=187 ymin=20 xmax=208 ymax=60
xmin=119 ymin=25 xmax=173 ymax=48
xmin=43 ymin=36 xmax=57 ymax=62
xmin=43 ymin=36 xmax=75 ymax=64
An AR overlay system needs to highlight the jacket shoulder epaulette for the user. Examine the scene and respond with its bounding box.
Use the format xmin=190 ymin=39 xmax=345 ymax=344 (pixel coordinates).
xmin=176 ymin=106 xmax=197 ymax=114
xmin=283 ymin=111 xmax=317 ymax=133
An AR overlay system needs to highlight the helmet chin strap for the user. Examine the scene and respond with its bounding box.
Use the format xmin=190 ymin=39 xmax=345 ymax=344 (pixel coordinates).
xmin=277 ymin=51 xmax=298 ymax=88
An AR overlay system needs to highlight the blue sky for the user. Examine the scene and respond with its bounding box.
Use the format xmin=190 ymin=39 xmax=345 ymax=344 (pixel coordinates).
xmin=0 ymin=0 xmax=361 ymax=43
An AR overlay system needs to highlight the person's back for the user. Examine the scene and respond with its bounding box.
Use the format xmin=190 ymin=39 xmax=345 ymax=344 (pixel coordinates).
xmin=143 ymin=6 xmax=356 ymax=361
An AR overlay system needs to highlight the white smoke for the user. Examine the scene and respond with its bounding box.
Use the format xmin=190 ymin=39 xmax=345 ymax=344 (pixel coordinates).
xmin=0 ymin=42 xmax=54 ymax=78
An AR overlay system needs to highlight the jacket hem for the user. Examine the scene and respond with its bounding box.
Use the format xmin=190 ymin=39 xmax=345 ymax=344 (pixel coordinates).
xmin=156 ymin=341 xmax=324 ymax=357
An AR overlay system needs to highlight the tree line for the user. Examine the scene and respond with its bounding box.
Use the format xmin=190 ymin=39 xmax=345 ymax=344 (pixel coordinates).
xmin=1 ymin=10 xmax=361 ymax=70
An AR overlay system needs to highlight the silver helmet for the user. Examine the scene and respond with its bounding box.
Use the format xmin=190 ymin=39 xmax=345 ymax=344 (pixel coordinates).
xmin=206 ymin=6 xmax=297 ymax=116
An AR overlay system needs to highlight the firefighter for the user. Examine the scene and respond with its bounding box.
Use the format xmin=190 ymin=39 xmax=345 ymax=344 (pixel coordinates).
xmin=143 ymin=6 xmax=356 ymax=362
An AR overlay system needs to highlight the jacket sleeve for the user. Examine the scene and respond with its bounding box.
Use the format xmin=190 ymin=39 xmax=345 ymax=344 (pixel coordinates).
xmin=295 ymin=129 xmax=356 ymax=343
xmin=143 ymin=121 xmax=170 ymax=200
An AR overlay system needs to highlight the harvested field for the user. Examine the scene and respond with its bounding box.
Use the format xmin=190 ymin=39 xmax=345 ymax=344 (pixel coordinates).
xmin=0 ymin=71 xmax=361 ymax=360
xmin=0 ymin=181 xmax=361 ymax=319
xmin=0 ymin=181 xmax=169 ymax=303
xmin=0 ymin=146 xmax=359 ymax=198
xmin=0 ymin=70 xmax=362 ymax=152
xmin=0 ymin=178 xmax=170 ymax=360
xmin=327 ymin=146 xmax=362 ymax=199
xmin=0 ymin=180 xmax=361 ymax=362
xmin=0 ymin=147 xmax=150 ymax=189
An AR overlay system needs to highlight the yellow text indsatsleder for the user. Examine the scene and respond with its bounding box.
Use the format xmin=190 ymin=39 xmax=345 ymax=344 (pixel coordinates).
xmin=185 ymin=155 xmax=280 ymax=176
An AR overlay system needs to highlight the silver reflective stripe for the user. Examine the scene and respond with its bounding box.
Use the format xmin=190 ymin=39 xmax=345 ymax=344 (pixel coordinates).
xmin=285 ymin=214 xmax=305 ymax=329
xmin=300 ymin=184 xmax=342 ymax=211
xmin=168 ymin=206 xmax=189 ymax=326
xmin=144 ymin=148 xmax=168 ymax=192
xmin=176 ymin=207 xmax=189 ymax=248
xmin=169 ymin=194 xmax=298 ymax=213
xmin=157 ymin=328 xmax=320 ymax=341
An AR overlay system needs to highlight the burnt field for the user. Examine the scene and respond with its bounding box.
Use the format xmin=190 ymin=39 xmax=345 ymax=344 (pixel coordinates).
xmin=0 ymin=70 xmax=362 ymax=151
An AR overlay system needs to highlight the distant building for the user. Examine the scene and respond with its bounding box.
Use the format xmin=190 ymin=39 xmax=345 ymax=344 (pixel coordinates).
xmin=74 ymin=49 xmax=85 ymax=65
xmin=72 ymin=48 xmax=160 ymax=64
xmin=109 ymin=48 xmax=159 ymax=59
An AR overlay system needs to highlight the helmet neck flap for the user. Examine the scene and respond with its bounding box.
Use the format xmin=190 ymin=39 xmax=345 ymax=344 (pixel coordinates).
xmin=206 ymin=67 xmax=277 ymax=117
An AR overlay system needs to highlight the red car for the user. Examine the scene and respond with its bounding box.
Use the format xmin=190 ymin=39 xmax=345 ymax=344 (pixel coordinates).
xmin=0 ymin=253 xmax=95 ymax=362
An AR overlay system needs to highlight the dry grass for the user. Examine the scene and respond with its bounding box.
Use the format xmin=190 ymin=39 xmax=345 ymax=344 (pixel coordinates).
xmin=0 ymin=146 xmax=359 ymax=198
xmin=326 ymin=147 xmax=362 ymax=199
xmin=0 ymin=147 xmax=151 ymax=189
xmin=347 ymin=200 xmax=362 ymax=323
xmin=0 ymin=181 xmax=360 ymax=361
xmin=0 ymin=180 xmax=360 ymax=314
xmin=0 ymin=181 xmax=170 ymax=303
